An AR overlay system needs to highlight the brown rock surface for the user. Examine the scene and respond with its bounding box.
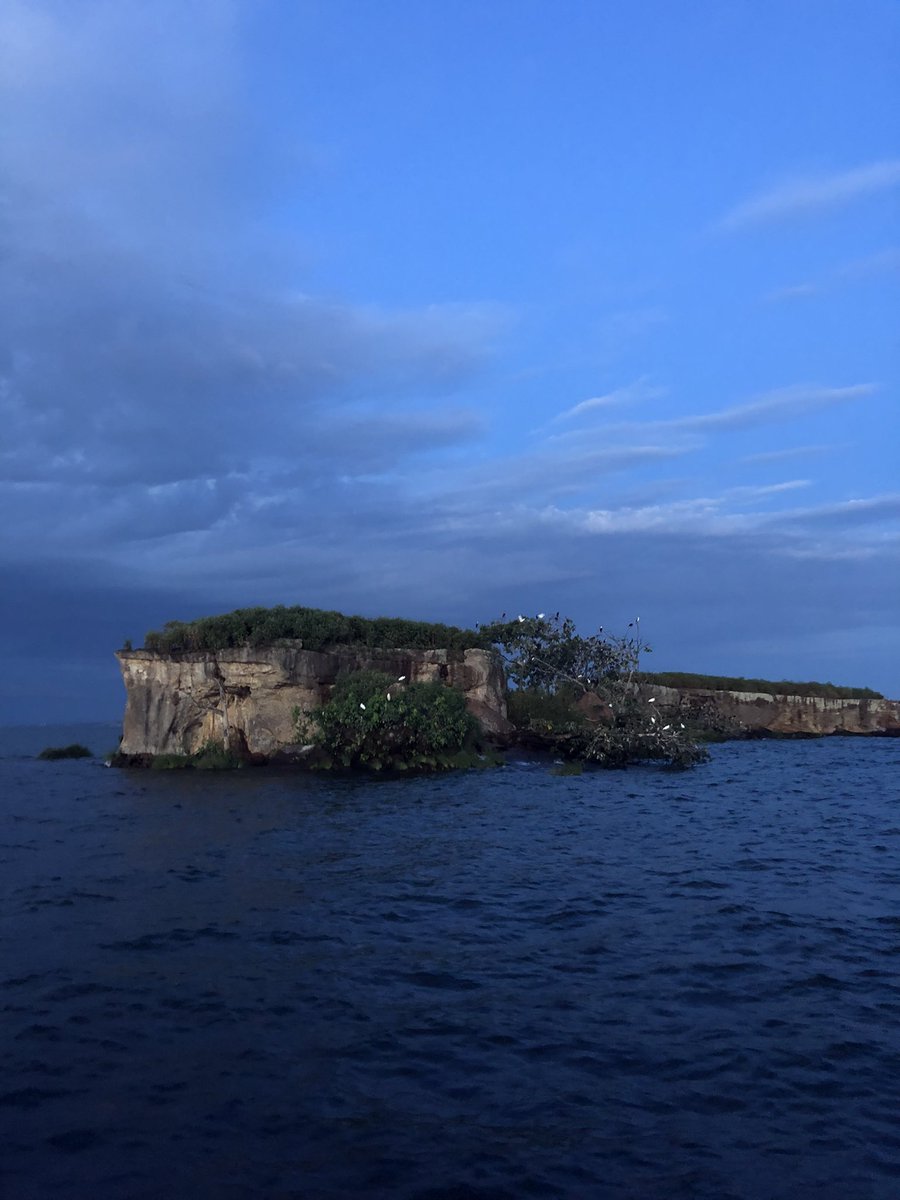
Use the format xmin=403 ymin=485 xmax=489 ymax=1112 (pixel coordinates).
xmin=117 ymin=644 xmax=510 ymax=757
xmin=641 ymin=685 xmax=900 ymax=737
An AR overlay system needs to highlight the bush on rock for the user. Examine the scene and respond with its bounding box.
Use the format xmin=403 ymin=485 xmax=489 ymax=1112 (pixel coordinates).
xmin=307 ymin=670 xmax=487 ymax=772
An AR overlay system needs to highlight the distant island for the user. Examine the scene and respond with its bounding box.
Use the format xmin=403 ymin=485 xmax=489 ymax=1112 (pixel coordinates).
xmin=112 ymin=606 xmax=899 ymax=771
xmin=38 ymin=743 xmax=93 ymax=760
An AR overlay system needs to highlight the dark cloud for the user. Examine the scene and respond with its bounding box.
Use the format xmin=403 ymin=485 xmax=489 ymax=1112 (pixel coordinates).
xmin=1 ymin=2 xmax=898 ymax=719
xmin=0 ymin=0 xmax=500 ymax=571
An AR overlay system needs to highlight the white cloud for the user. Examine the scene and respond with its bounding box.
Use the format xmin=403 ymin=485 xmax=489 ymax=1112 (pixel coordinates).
xmin=553 ymin=377 xmax=666 ymax=423
xmin=673 ymin=384 xmax=876 ymax=432
xmin=507 ymin=481 xmax=899 ymax=548
xmin=719 ymin=160 xmax=900 ymax=231
xmin=725 ymin=480 xmax=811 ymax=500
xmin=580 ymin=383 xmax=875 ymax=441
xmin=579 ymin=499 xmax=746 ymax=536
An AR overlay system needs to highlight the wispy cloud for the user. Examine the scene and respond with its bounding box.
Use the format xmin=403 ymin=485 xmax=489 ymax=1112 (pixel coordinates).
xmin=836 ymin=246 xmax=900 ymax=280
xmin=741 ymin=443 xmax=842 ymax=465
xmin=725 ymin=480 xmax=811 ymax=501
xmin=570 ymin=384 xmax=875 ymax=441
xmin=770 ymin=492 xmax=900 ymax=530
xmin=766 ymin=246 xmax=900 ymax=303
xmin=553 ymin=377 xmax=666 ymax=423
xmin=671 ymin=384 xmax=876 ymax=433
xmin=527 ymin=483 xmax=898 ymax=547
xmin=455 ymin=442 xmax=694 ymax=503
xmin=765 ymin=282 xmax=819 ymax=303
xmin=719 ymin=159 xmax=900 ymax=231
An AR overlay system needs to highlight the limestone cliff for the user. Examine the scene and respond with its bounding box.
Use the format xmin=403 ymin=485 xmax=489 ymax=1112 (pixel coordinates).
xmin=117 ymin=644 xmax=510 ymax=758
xmin=643 ymin=684 xmax=900 ymax=738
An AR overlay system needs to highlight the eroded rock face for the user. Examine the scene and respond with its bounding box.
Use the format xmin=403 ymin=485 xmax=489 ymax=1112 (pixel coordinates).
xmin=643 ymin=685 xmax=900 ymax=737
xmin=117 ymin=644 xmax=510 ymax=757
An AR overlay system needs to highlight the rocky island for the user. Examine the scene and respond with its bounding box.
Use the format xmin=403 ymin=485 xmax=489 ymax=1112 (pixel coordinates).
xmin=114 ymin=606 xmax=899 ymax=768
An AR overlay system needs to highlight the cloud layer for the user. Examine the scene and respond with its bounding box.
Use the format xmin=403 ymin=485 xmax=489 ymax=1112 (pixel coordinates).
xmin=1 ymin=2 xmax=898 ymax=718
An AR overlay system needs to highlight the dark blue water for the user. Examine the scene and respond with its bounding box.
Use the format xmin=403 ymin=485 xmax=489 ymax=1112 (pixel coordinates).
xmin=2 ymin=726 xmax=900 ymax=1199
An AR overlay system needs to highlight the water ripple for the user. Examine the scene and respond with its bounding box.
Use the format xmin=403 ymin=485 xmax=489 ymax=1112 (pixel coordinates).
xmin=2 ymin=735 xmax=900 ymax=1197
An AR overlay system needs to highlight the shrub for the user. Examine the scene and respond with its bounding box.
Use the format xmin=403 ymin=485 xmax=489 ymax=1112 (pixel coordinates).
xmin=38 ymin=743 xmax=92 ymax=760
xmin=310 ymin=670 xmax=484 ymax=771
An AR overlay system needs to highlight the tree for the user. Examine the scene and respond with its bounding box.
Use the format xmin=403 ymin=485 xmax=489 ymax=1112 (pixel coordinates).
xmin=478 ymin=613 xmax=708 ymax=768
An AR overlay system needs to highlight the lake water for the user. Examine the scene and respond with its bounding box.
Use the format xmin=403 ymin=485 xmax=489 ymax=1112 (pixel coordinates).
xmin=2 ymin=725 xmax=900 ymax=1199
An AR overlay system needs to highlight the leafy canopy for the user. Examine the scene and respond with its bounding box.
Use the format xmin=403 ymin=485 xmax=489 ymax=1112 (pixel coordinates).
xmin=304 ymin=670 xmax=483 ymax=772
xmin=479 ymin=613 xmax=708 ymax=769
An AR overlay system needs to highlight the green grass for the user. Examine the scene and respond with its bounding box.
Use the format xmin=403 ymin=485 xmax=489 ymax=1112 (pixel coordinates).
xmin=149 ymin=743 xmax=244 ymax=770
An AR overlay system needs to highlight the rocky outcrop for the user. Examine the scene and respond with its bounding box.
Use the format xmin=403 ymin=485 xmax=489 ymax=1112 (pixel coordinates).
xmin=643 ymin=684 xmax=900 ymax=738
xmin=116 ymin=644 xmax=510 ymax=758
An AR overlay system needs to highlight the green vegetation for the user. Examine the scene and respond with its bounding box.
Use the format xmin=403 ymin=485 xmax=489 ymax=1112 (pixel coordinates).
xmin=142 ymin=605 xmax=484 ymax=655
xmin=639 ymin=671 xmax=882 ymax=700
xmin=149 ymin=742 xmax=245 ymax=770
xmin=300 ymin=670 xmax=492 ymax=772
xmin=480 ymin=615 xmax=708 ymax=769
xmin=38 ymin=743 xmax=92 ymax=760
xmin=135 ymin=603 xmax=881 ymax=773
xmin=506 ymin=686 xmax=587 ymax=735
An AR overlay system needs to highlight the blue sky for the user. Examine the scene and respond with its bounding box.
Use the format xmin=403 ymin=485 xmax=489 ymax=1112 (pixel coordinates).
xmin=1 ymin=0 xmax=898 ymax=721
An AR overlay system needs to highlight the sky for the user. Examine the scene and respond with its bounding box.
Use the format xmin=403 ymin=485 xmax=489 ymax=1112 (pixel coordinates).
xmin=1 ymin=0 xmax=898 ymax=723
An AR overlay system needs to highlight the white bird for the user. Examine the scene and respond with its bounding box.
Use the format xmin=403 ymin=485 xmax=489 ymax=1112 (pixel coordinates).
xmin=651 ymin=715 xmax=657 ymax=724
xmin=537 ymin=613 xmax=545 ymax=619
xmin=663 ymin=724 xmax=671 ymax=731
xmin=386 ymin=693 xmax=391 ymax=701
xmin=648 ymin=697 xmax=656 ymax=704
xmin=517 ymin=615 xmax=525 ymax=623
xmin=397 ymin=675 xmax=406 ymax=681
xmin=359 ymin=703 xmax=366 ymax=710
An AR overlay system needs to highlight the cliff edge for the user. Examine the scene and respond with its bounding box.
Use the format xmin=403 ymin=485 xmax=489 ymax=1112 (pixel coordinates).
xmin=117 ymin=643 xmax=510 ymax=758
xmin=644 ymin=684 xmax=900 ymax=738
